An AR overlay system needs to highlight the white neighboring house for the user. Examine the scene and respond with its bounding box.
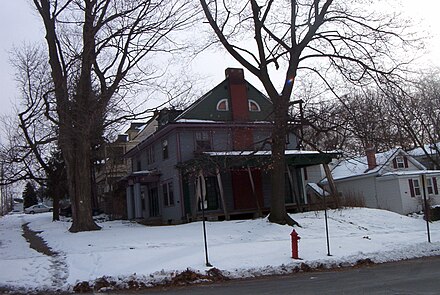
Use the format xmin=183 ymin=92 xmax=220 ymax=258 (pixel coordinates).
xmin=323 ymin=148 xmax=440 ymax=215
xmin=407 ymin=143 xmax=440 ymax=170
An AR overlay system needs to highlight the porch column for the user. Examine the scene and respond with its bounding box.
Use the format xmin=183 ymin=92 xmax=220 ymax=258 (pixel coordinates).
xmin=323 ymin=163 xmax=339 ymax=207
xmin=216 ymin=168 xmax=229 ymax=220
xmin=126 ymin=185 xmax=134 ymax=220
xmin=247 ymin=165 xmax=262 ymax=217
xmin=133 ymin=183 xmax=143 ymax=218
xmin=287 ymin=166 xmax=301 ymax=211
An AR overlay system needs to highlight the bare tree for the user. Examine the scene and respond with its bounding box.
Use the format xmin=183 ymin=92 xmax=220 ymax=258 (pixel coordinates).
xmin=200 ymin=0 xmax=420 ymax=225
xmin=32 ymin=0 xmax=196 ymax=232
xmin=384 ymin=68 xmax=440 ymax=166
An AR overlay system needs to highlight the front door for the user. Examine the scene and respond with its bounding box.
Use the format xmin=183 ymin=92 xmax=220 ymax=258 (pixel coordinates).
xmin=231 ymin=168 xmax=263 ymax=210
xmin=148 ymin=185 xmax=160 ymax=217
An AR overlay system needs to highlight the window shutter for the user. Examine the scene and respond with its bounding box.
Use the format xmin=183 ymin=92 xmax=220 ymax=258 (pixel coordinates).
xmin=434 ymin=177 xmax=439 ymax=195
xmin=392 ymin=158 xmax=397 ymax=168
xmin=404 ymin=157 xmax=408 ymax=168
xmin=408 ymin=179 xmax=415 ymax=198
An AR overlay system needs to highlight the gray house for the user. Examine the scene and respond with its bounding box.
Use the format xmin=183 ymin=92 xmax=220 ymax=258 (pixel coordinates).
xmin=124 ymin=68 xmax=336 ymax=224
xmin=327 ymin=148 xmax=440 ymax=215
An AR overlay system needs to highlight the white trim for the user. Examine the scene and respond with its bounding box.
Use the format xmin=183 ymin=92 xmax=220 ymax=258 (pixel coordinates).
xmin=216 ymin=98 xmax=229 ymax=111
xmin=248 ymin=99 xmax=261 ymax=112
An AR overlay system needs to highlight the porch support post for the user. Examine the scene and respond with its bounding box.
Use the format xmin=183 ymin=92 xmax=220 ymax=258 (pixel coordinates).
xmin=216 ymin=167 xmax=230 ymax=220
xmin=126 ymin=185 xmax=134 ymax=220
xmin=247 ymin=165 xmax=262 ymax=217
xmin=323 ymin=163 xmax=339 ymax=207
xmin=286 ymin=165 xmax=302 ymax=211
xmin=133 ymin=183 xmax=143 ymax=218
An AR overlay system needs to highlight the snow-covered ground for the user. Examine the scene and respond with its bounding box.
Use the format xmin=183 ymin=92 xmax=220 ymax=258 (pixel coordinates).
xmin=1 ymin=208 xmax=440 ymax=293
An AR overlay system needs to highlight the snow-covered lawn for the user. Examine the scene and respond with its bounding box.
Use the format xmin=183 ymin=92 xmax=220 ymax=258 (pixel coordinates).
xmin=1 ymin=208 xmax=440 ymax=293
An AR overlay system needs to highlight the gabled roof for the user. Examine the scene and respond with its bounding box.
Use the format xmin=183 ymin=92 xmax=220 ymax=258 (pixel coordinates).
xmin=175 ymin=78 xmax=273 ymax=122
xmin=330 ymin=148 xmax=426 ymax=181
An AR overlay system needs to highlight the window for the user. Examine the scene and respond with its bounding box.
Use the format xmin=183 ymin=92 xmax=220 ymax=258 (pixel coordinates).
xmin=147 ymin=146 xmax=155 ymax=165
xmin=393 ymin=156 xmax=408 ymax=169
xmin=427 ymin=178 xmax=434 ymax=194
xmin=195 ymin=131 xmax=211 ymax=151
xmin=248 ymin=99 xmax=261 ymax=112
xmin=426 ymin=177 xmax=439 ymax=195
xmin=409 ymin=178 xmax=421 ymax=197
xmin=162 ymin=182 xmax=174 ymax=207
xmin=395 ymin=156 xmax=405 ymax=168
xmin=162 ymin=139 xmax=169 ymax=159
xmin=216 ymin=99 xmax=229 ymax=111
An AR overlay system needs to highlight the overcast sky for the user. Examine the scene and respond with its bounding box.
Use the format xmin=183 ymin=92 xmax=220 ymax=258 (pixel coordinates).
xmin=0 ymin=0 xmax=439 ymax=143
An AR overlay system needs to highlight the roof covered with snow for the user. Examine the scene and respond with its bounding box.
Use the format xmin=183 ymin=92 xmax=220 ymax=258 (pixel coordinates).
xmin=330 ymin=148 xmax=426 ymax=181
xmin=408 ymin=143 xmax=440 ymax=157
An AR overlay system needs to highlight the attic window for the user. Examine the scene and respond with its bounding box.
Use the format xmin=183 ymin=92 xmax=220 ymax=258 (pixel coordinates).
xmin=216 ymin=99 xmax=229 ymax=111
xmin=394 ymin=156 xmax=408 ymax=168
xmin=248 ymin=99 xmax=261 ymax=112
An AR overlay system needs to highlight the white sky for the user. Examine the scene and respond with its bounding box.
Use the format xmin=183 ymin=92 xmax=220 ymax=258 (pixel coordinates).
xmin=0 ymin=0 xmax=439 ymax=143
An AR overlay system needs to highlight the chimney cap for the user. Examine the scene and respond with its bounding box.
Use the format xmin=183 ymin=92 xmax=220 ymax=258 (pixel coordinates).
xmin=225 ymin=68 xmax=244 ymax=83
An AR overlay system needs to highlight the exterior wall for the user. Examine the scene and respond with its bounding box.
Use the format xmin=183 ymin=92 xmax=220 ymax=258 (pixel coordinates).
xmin=335 ymin=176 xmax=378 ymax=208
xmin=392 ymin=175 xmax=440 ymax=214
xmin=376 ymin=178 xmax=404 ymax=214
xmin=398 ymin=177 xmax=423 ymax=214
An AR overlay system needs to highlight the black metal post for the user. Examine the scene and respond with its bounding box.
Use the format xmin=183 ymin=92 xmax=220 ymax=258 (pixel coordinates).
xmin=200 ymin=178 xmax=212 ymax=267
xmin=421 ymin=174 xmax=431 ymax=243
xmin=323 ymin=192 xmax=331 ymax=256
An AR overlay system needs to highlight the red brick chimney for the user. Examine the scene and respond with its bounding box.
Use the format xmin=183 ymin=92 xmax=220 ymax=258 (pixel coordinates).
xmin=225 ymin=68 xmax=253 ymax=150
xmin=365 ymin=145 xmax=377 ymax=170
xmin=226 ymin=68 xmax=249 ymax=121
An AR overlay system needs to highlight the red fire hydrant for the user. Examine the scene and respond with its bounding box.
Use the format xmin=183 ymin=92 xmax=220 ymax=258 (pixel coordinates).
xmin=290 ymin=229 xmax=301 ymax=259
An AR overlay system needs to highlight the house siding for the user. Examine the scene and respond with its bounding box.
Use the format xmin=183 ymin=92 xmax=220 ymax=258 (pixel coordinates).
xmin=376 ymin=178 xmax=404 ymax=214
xmin=398 ymin=177 xmax=423 ymax=214
xmin=336 ymin=177 xmax=378 ymax=208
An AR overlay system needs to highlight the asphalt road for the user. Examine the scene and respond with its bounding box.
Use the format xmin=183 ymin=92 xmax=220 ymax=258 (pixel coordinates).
xmin=114 ymin=256 xmax=440 ymax=295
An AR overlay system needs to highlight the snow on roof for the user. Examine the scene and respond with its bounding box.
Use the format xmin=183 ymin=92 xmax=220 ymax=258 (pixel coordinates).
xmin=176 ymin=119 xmax=220 ymax=124
xmin=175 ymin=119 xmax=272 ymax=124
xmin=204 ymin=150 xmax=335 ymax=157
xmin=307 ymin=183 xmax=330 ymax=197
xmin=131 ymin=169 xmax=159 ymax=175
xmin=381 ymin=170 xmax=440 ymax=177
xmin=407 ymin=143 xmax=440 ymax=157
xmin=331 ymin=148 xmax=401 ymax=180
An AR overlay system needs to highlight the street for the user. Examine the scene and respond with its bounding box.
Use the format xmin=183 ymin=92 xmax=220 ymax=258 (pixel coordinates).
xmin=115 ymin=256 xmax=440 ymax=295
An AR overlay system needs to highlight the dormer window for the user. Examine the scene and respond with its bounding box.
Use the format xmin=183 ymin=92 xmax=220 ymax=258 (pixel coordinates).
xmin=248 ymin=99 xmax=261 ymax=112
xmin=393 ymin=156 xmax=408 ymax=169
xmin=216 ymin=99 xmax=229 ymax=111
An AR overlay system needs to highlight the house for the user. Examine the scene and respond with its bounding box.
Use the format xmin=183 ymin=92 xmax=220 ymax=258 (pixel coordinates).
xmin=407 ymin=143 xmax=440 ymax=170
xmin=124 ymin=68 xmax=337 ymax=224
xmin=94 ymin=120 xmax=157 ymax=218
xmin=325 ymin=147 xmax=440 ymax=215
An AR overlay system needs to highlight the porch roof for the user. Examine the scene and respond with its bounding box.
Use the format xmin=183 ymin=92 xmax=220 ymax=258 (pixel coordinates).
xmin=123 ymin=169 xmax=161 ymax=183
xmin=177 ymin=150 xmax=339 ymax=176
xmin=203 ymin=150 xmax=339 ymax=167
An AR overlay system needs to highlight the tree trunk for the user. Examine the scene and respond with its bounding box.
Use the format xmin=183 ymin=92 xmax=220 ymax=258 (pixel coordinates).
xmin=52 ymin=193 xmax=60 ymax=221
xmin=63 ymin=135 xmax=100 ymax=232
xmin=268 ymin=95 xmax=299 ymax=226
